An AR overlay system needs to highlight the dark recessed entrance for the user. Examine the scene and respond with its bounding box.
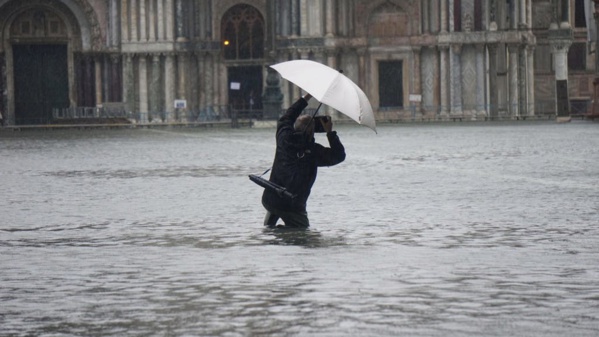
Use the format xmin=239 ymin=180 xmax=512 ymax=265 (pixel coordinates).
xmin=13 ymin=44 xmax=69 ymax=125
xmin=227 ymin=66 xmax=263 ymax=117
xmin=378 ymin=61 xmax=403 ymax=108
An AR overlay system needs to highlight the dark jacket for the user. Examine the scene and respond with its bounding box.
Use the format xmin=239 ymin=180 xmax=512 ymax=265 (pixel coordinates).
xmin=262 ymin=97 xmax=346 ymax=212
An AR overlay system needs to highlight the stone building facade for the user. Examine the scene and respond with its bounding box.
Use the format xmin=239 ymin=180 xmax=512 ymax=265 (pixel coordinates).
xmin=0 ymin=0 xmax=593 ymax=125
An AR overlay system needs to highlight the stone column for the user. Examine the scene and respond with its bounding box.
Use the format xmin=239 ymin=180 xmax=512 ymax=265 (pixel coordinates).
xmin=520 ymin=0 xmax=527 ymax=28
xmin=518 ymin=45 xmax=528 ymax=116
xmin=123 ymin=54 xmax=135 ymax=114
xmin=150 ymin=54 xmax=161 ymax=121
xmin=528 ymin=0 xmax=533 ymax=28
xmin=448 ymin=0 xmax=455 ymax=32
xmin=121 ymin=0 xmax=129 ymax=42
xmin=551 ymin=40 xmax=572 ymax=117
xmin=510 ymin=0 xmax=519 ymax=29
xmin=166 ymin=0 xmax=175 ymax=41
xmin=149 ymin=0 xmax=156 ymax=41
xmin=197 ymin=53 xmax=205 ymax=110
xmin=412 ymin=47 xmax=422 ymax=116
xmin=291 ymin=0 xmax=299 ymax=36
xmin=139 ymin=55 xmax=149 ymax=123
xmin=487 ymin=44 xmax=498 ymax=119
xmin=357 ymin=48 xmax=367 ymax=92
xmin=175 ymin=0 xmax=187 ymax=41
xmin=177 ymin=53 xmax=188 ymax=121
xmin=164 ymin=54 xmax=175 ymax=122
xmin=440 ymin=0 xmax=448 ymax=32
xmin=204 ymin=52 xmax=214 ymax=109
xmin=439 ymin=45 xmax=449 ymax=116
xmin=325 ymin=0 xmax=335 ymax=37
xmin=110 ymin=0 xmax=119 ymax=46
xmin=157 ymin=0 xmax=164 ymax=40
xmin=110 ymin=54 xmax=121 ymax=102
xmin=508 ymin=44 xmax=519 ymax=116
xmin=131 ymin=0 xmax=138 ymax=41
xmin=450 ymin=44 xmax=462 ymax=115
xmin=422 ymin=0 xmax=429 ymax=34
xmin=300 ymin=0 xmax=308 ymax=36
xmin=95 ymin=56 xmax=102 ymax=106
xmin=139 ymin=0 xmax=146 ymax=41
xmin=526 ymin=45 xmax=535 ymax=116
xmin=476 ymin=44 xmax=486 ymax=117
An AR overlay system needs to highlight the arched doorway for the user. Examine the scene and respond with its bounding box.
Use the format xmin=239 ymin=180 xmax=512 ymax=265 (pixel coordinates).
xmin=221 ymin=4 xmax=264 ymax=118
xmin=9 ymin=8 xmax=70 ymax=125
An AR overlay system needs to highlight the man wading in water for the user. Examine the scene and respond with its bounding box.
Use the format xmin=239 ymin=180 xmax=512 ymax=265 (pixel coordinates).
xmin=261 ymin=93 xmax=346 ymax=228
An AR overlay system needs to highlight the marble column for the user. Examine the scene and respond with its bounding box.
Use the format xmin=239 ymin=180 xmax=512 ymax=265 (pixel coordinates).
xmin=518 ymin=45 xmax=528 ymax=116
xmin=149 ymin=0 xmax=156 ymax=41
xmin=440 ymin=0 xmax=448 ymax=32
xmin=421 ymin=47 xmax=434 ymax=114
xmin=526 ymin=45 xmax=535 ymax=116
xmin=476 ymin=45 xmax=486 ymax=116
xmin=139 ymin=55 xmax=149 ymax=122
xmin=139 ymin=0 xmax=146 ymax=41
xmin=325 ymin=0 xmax=335 ymax=37
xmin=177 ymin=54 xmax=188 ymax=121
xmin=157 ymin=0 xmax=164 ymax=40
xmin=175 ymin=0 xmax=186 ymax=41
xmin=110 ymin=54 xmax=121 ymax=102
xmin=551 ymin=40 xmax=571 ymax=116
xmin=150 ymin=54 xmax=161 ymax=121
xmin=121 ymin=0 xmax=129 ymax=42
xmin=448 ymin=0 xmax=455 ymax=32
xmin=131 ymin=0 xmax=138 ymax=41
xmin=439 ymin=45 xmax=449 ymax=116
xmin=291 ymin=0 xmax=299 ymax=36
xmin=357 ymin=48 xmax=367 ymax=93
xmin=508 ymin=44 xmax=519 ymax=116
xmin=450 ymin=44 xmax=462 ymax=115
xmin=197 ymin=53 xmax=205 ymax=109
xmin=510 ymin=0 xmax=519 ymax=29
xmin=422 ymin=0 xmax=429 ymax=34
xmin=110 ymin=0 xmax=119 ymax=46
xmin=412 ymin=47 xmax=422 ymax=116
xmin=166 ymin=0 xmax=175 ymax=41
xmin=204 ymin=52 xmax=214 ymax=109
xmin=95 ymin=56 xmax=102 ymax=106
xmin=520 ymin=0 xmax=527 ymax=27
xmin=124 ymin=54 xmax=135 ymax=114
xmin=487 ymin=44 xmax=498 ymax=118
xmin=164 ymin=54 xmax=175 ymax=122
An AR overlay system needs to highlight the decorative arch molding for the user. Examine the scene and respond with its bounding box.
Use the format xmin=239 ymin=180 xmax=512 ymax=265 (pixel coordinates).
xmin=355 ymin=0 xmax=417 ymax=37
xmin=213 ymin=0 xmax=266 ymax=41
xmin=0 ymin=0 xmax=103 ymax=52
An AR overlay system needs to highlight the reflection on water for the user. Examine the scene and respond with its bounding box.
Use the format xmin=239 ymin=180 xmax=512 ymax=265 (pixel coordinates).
xmin=1 ymin=123 xmax=598 ymax=336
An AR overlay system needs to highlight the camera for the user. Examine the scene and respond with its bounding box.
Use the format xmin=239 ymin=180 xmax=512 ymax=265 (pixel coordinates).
xmin=313 ymin=116 xmax=330 ymax=133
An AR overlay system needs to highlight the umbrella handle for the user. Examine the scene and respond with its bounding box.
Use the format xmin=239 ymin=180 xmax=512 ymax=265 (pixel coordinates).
xmin=311 ymin=103 xmax=323 ymax=118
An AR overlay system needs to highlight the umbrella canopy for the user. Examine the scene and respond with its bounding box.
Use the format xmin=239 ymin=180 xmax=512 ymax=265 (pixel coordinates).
xmin=270 ymin=60 xmax=376 ymax=132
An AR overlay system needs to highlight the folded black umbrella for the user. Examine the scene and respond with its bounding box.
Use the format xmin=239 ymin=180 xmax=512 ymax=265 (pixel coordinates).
xmin=249 ymin=174 xmax=297 ymax=200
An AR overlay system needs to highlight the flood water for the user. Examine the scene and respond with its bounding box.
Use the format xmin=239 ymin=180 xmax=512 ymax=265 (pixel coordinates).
xmin=1 ymin=122 xmax=598 ymax=336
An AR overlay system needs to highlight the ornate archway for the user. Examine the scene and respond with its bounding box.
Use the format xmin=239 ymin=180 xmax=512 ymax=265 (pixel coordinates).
xmin=0 ymin=0 xmax=102 ymax=125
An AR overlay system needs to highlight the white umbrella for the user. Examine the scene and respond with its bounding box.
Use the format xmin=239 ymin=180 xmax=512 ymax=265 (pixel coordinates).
xmin=270 ymin=60 xmax=376 ymax=132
